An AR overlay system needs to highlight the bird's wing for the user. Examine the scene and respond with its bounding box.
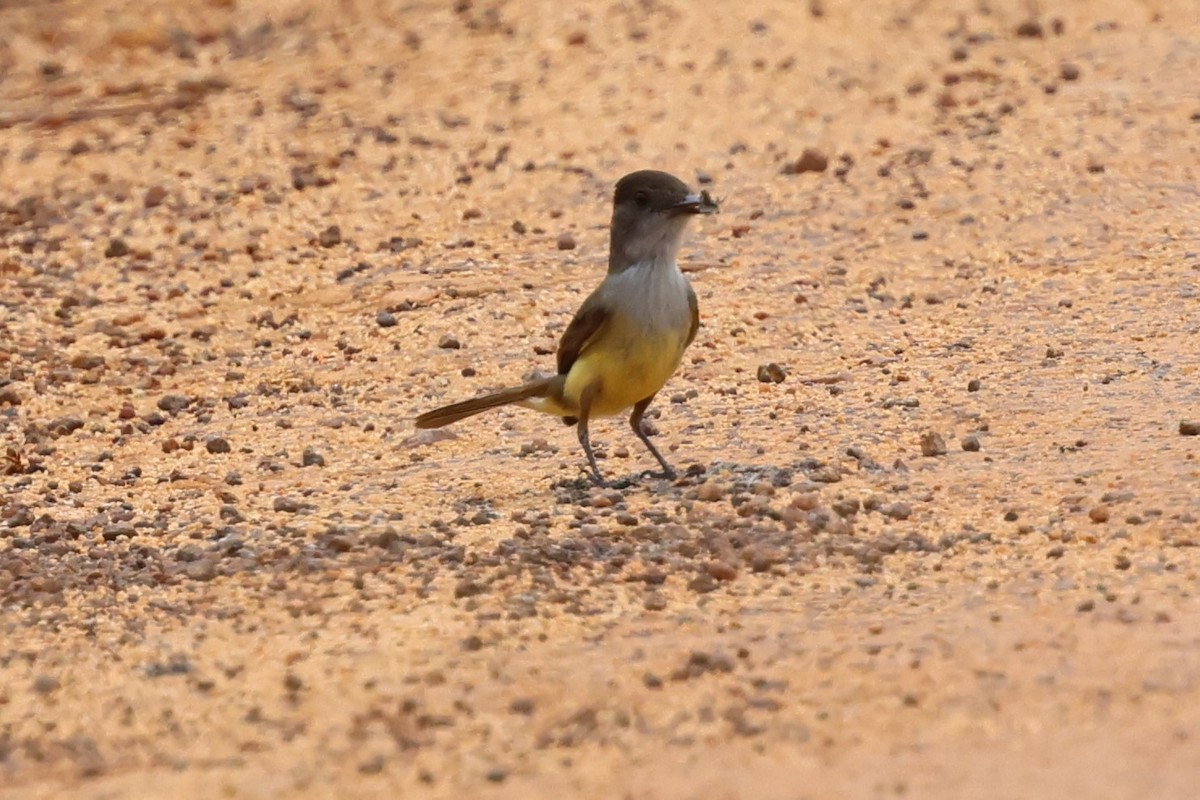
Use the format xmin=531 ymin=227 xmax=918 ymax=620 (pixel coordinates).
xmin=556 ymin=291 xmax=611 ymax=375
xmin=685 ymin=284 xmax=700 ymax=348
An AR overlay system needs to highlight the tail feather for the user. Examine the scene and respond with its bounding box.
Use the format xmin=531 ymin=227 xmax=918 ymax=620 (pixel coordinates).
xmin=415 ymin=378 xmax=556 ymax=429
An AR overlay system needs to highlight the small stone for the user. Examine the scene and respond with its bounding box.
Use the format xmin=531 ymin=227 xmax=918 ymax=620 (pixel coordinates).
xmin=485 ymin=768 xmax=508 ymax=784
xmin=460 ymin=635 xmax=484 ymax=652
xmin=881 ymin=502 xmax=912 ymax=521
xmin=1179 ymin=420 xmax=1200 ymax=436
xmin=118 ymin=403 xmax=136 ymax=420
xmin=643 ymin=592 xmax=667 ymax=611
xmin=756 ymin=363 xmax=787 ymax=383
xmin=283 ymin=673 xmax=303 ymax=692
xmin=205 ymin=437 xmax=232 ymax=454
xmin=780 ymin=148 xmax=828 ymax=175
xmin=302 ymin=447 xmax=325 ymax=467
xmin=185 ymin=558 xmax=218 ymax=581
xmin=511 ymin=220 xmax=527 ymax=234
xmin=273 ymin=496 xmax=301 ymax=513
xmin=318 ymin=225 xmax=342 ymax=247
xmin=376 ymin=310 xmax=398 ymax=328
xmin=1015 ymin=19 xmax=1043 ymax=37
xmin=1089 ymin=505 xmax=1110 ymax=523
xmin=1077 ymin=599 xmax=1095 ymax=612
xmin=143 ymin=186 xmax=168 ymax=208
xmin=454 ymin=580 xmax=486 ymax=599
xmin=32 ymin=674 xmax=60 ymax=694
xmin=437 ymin=334 xmax=461 ymax=349
xmin=157 ymin=394 xmax=191 ymax=413
xmin=919 ymin=431 xmax=947 ymax=457
xmin=556 ymin=232 xmax=576 ymax=250
xmin=696 ymin=481 xmax=724 ymax=502
xmin=358 ymin=755 xmax=386 ymax=775
xmin=70 ymin=354 xmax=105 ymax=370
xmin=102 ymin=523 xmax=135 ymax=541
xmin=1060 ymin=63 xmax=1081 ymax=81
xmin=509 ymin=697 xmax=536 ymax=715
xmin=967 ymin=378 xmax=981 ymax=392
xmin=48 ymin=416 xmax=84 ymax=436
xmin=961 ymin=435 xmax=981 ymax=452
xmin=0 ymin=387 xmax=21 ymax=406
xmin=706 ymin=561 xmax=738 ymax=581
xmin=1114 ymin=554 xmax=1132 ymax=570
xmin=104 ymin=238 xmax=130 ymax=258
xmin=687 ymin=572 xmax=719 ymax=594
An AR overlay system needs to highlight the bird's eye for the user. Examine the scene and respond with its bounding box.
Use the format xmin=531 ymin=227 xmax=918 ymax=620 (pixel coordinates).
xmin=633 ymin=190 xmax=650 ymax=208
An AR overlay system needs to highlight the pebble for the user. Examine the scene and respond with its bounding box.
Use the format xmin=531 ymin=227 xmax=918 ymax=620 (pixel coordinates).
xmin=118 ymin=403 xmax=136 ymax=420
xmin=961 ymin=434 xmax=981 ymax=452
xmin=1015 ymin=19 xmax=1043 ymax=37
xmin=509 ymin=697 xmax=536 ymax=714
xmin=302 ymin=447 xmax=325 ymax=467
xmin=643 ymin=592 xmax=667 ymax=611
xmin=184 ymin=556 xmax=218 ymax=582
xmin=48 ymin=416 xmax=84 ymax=436
xmin=756 ymin=363 xmax=787 ymax=383
xmin=318 ymin=225 xmax=342 ymax=247
xmin=706 ymin=561 xmax=738 ymax=581
xmin=696 ymin=481 xmax=724 ymax=502
xmin=1088 ymin=505 xmax=1110 ymax=523
xmin=780 ymin=148 xmax=828 ymax=175
xmin=881 ymin=502 xmax=912 ymax=521
xmin=32 ymin=675 xmax=60 ymax=694
xmin=358 ymin=755 xmax=386 ymax=775
xmin=1114 ymin=554 xmax=1132 ymax=570
xmin=157 ymin=394 xmax=191 ymax=413
xmin=967 ymin=378 xmax=981 ymax=392
xmin=376 ymin=310 xmax=398 ymax=328
xmin=1060 ymin=63 xmax=1081 ymax=81
xmin=556 ymin=232 xmax=577 ymax=250
xmin=438 ymin=334 xmax=461 ymax=349
xmin=102 ymin=523 xmax=135 ymax=541
xmin=0 ymin=387 xmax=21 ymax=405
xmin=143 ymin=186 xmax=168 ymax=208
xmin=920 ymin=431 xmax=947 ymax=457
xmin=104 ymin=238 xmax=130 ymax=258
xmin=273 ymin=496 xmax=301 ymax=513
xmin=205 ymin=437 xmax=232 ymax=454
xmin=1179 ymin=420 xmax=1199 ymax=436
xmin=70 ymin=354 xmax=105 ymax=370
xmin=790 ymin=492 xmax=819 ymax=511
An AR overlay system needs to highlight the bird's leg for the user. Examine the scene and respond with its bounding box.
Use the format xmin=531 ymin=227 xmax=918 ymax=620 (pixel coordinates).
xmin=630 ymin=394 xmax=676 ymax=479
xmin=576 ymin=383 xmax=606 ymax=486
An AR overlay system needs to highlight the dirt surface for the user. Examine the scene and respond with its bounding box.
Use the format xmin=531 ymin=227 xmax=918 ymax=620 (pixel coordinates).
xmin=2 ymin=0 xmax=1199 ymax=797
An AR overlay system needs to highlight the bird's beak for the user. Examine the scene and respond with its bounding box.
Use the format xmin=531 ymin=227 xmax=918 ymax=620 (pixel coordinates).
xmin=669 ymin=190 xmax=720 ymax=215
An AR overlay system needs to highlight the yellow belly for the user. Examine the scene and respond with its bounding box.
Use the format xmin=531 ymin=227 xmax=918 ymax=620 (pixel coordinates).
xmin=560 ymin=326 xmax=686 ymax=417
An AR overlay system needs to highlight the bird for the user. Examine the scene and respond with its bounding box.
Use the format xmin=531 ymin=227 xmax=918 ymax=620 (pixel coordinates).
xmin=414 ymin=169 xmax=718 ymax=485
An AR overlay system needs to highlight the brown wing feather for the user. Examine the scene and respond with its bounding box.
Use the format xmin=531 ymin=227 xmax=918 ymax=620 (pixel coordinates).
xmin=684 ymin=285 xmax=700 ymax=348
xmin=556 ymin=295 xmax=610 ymax=375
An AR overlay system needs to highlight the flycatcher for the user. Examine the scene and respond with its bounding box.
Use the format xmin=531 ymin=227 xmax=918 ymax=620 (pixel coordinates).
xmin=415 ymin=170 xmax=718 ymax=485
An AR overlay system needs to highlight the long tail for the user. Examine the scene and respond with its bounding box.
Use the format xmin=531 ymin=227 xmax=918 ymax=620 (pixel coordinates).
xmin=414 ymin=377 xmax=558 ymax=429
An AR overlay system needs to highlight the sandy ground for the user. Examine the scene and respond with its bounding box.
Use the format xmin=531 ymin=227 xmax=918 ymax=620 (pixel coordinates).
xmin=2 ymin=0 xmax=1199 ymax=797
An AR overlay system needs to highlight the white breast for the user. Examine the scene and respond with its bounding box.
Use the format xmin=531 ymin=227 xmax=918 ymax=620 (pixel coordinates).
xmin=609 ymin=258 xmax=692 ymax=333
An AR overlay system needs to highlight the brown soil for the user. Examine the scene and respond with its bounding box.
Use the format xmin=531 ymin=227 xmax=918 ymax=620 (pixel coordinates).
xmin=2 ymin=1 xmax=1199 ymax=797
